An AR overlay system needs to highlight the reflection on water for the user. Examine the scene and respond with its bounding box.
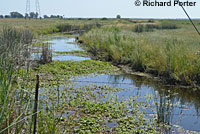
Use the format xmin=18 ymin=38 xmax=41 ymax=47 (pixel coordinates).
xmin=31 ymin=36 xmax=90 ymax=61
xmin=44 ymin=36 xmax=83 ymax=52
xmin=52 ymin=55 xmax=90 ymax=61
xmin=72 ymin=74 xmax=200 ymax=131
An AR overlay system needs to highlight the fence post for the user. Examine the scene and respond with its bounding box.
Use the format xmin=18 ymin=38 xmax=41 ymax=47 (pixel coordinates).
xmin=33 ymin=75 xmax=39 ymax=134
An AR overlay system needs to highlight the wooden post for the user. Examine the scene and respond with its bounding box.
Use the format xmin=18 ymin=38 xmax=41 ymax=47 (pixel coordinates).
xmin=33 ymin=75 xmax=39 ymax=134
xmin=57 ymin=80 xmax=60 ymax=105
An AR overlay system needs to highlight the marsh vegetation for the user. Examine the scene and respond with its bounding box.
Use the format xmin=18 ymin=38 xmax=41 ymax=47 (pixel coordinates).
xmin=80 ymin=20 xmax=200 ymax=86
xmin=1 ymin=18 xmax=200 ymax=133
xmin=0 ymin=27 xmax=33 ymax=133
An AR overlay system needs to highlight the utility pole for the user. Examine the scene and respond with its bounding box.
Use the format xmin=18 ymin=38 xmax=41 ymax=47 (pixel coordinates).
xmin=26 ymin=0 xmax=30 ymax=15
xmin=35 ymin=0 xmax=41 ymax=17
xmin=26 ymin=0 xmax=41 ymax=18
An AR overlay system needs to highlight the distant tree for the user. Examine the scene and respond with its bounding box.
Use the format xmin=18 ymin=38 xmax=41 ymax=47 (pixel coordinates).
xmin=116 ymin=15 xmax=121 ymax=19
xmin=35 ymin=12 xmax=39 ymax=19
xmin=148 ymin=19 xmax=154 ymax=23
xmin=43 ymin=15 xmax=49 ymax=19
xmin=101 ymin=17 xmax=108 ymax=20
xmin=50 ymin=15 xmax=57 ymax=18
xmin=50 ymin=15 xmax=63 ymax=19
xmin=0 ymin=15 xmax=3 ymax=18
xmin=4 ymin=15 xmax=10 ymax=18
xmin=10 ymin=12 xmax=24 ymax=18
xmin=56 ymin=15 xmax=62 ymax=19
xmin=30 ymin=12 xmax=37 ymax=18
xmin=25 ymin=13 xmax=29 ymax=19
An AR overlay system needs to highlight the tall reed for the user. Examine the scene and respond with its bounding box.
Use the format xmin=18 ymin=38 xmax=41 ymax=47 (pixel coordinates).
xmin=0 ymin=27 xmax=33 ymax=133
xmin=80 ymin=26 xmax=200 ymax=85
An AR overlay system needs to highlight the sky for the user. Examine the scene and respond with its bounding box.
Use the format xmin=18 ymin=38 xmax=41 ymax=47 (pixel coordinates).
xmin=0 ymin=0 xmax=200 ymax=18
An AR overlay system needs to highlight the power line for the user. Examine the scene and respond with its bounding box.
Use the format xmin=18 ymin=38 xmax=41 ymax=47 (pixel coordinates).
xmin=35 ymin=0 xmax=41 ymax=17
xmin=25 ymin=0 xmax=41 ymax=17
xmin=26 ymin=0 xmax=30 ymax=15
xmin=178 ymin=0 xmax=200 ymax=36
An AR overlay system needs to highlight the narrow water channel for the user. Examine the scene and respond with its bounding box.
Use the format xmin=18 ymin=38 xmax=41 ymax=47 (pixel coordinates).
xmin=32 ymin=36 xmax=91 ymax=61
xmin=33 ymin=36 xmax=200 ymax=132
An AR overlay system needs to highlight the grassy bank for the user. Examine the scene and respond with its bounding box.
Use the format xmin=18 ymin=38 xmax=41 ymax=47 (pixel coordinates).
xmin=80 ymin=22 xmax=200 ymax=86
xmin=55 ymin=50 xmax=89 ymax=57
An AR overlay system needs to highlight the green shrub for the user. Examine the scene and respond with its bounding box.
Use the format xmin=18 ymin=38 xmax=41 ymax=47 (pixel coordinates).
xmin=101 ymin=17 xmax=108 ymax=20
xmin=160 ymin=23 xmax=178 ymax=29
xmin=133 ymin=23 xmax=179 ymax=33
xmin=133 ymin=24 xmax=144 ymax=33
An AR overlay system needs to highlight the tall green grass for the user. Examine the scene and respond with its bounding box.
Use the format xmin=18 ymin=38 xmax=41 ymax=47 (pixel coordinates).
xmin=80 ymin=26 xmax=200 ymax=85
xmin=0 ymin=19 xmax=110 ymax=35
xmin=133 ymin=22 xmax=179 ymax=33
xmin=0 ymin=27 xmax=33 ymax=133
xmin=37 ymin=23 xmax=102 ymax=35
